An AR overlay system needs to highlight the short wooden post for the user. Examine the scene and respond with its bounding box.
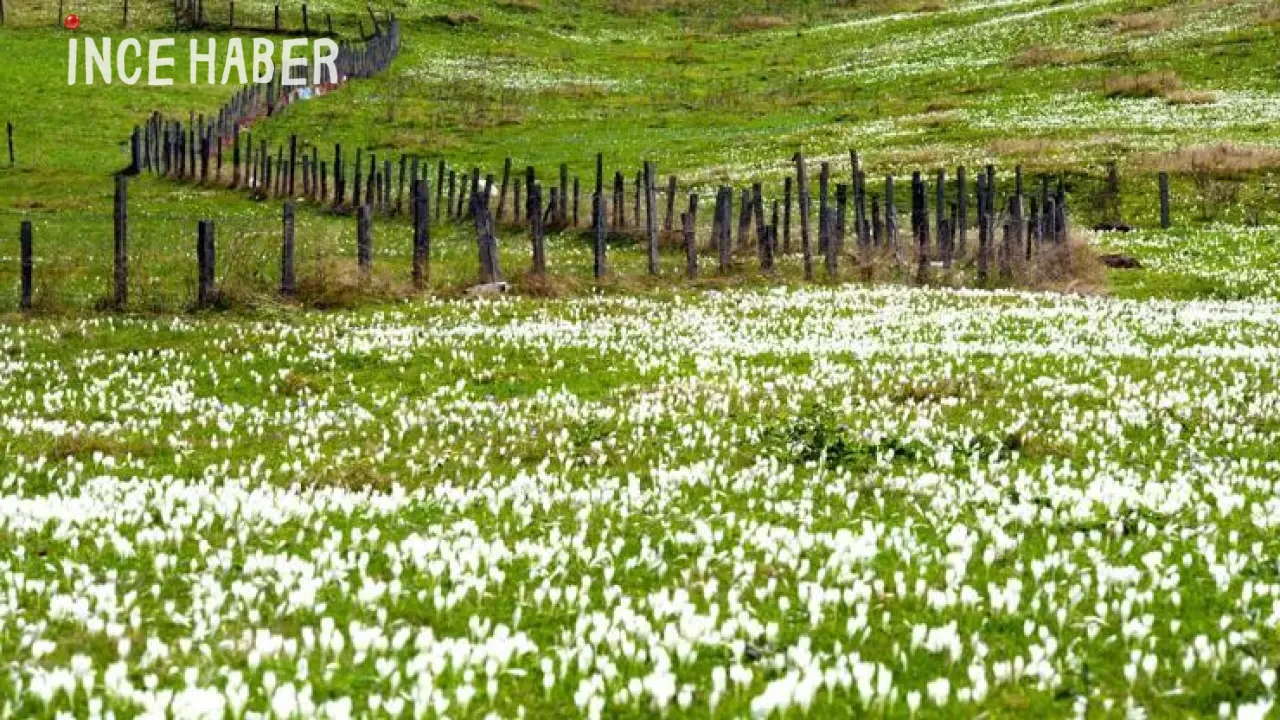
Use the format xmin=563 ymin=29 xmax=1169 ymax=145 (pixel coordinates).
xmin=1159 ymin=172 xmax=1170 ymax=229
xmin=717 ymin=188 xmax=732 ymax=274
xmin=761 ymin=225 xmax=776 ymax=275
xmin=956 ymin=166 xmax=968 ymax=258
xmin=281 ymin=202 xmax=296 ymax=297
xmin=113 ymin=176 xmax=128 ymax=310
xmin=357 ymin=204 xmax=372 ymax=279
xmin=19 ymin=220 xmax=32 ymax=311
xmin=412 ymin=179 xmax=430 ymax=289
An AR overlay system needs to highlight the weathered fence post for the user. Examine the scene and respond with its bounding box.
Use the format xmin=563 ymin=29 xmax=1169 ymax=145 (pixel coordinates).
xmin=794 ymin=153 xmax=813 ymax=280
xmin=644 ymin=161 xmax=658 ymax=275
xmin=717 ymin=187 xmax=732 ymax=274
xmin=113 ymin=175 xmax=128 ymax=310
xmin=976 ymin=172 xmax=990 ymax=284
xmin=823 ymin=209 xmax=838 ymax=280
xmin=7 ymin=122 xmax=14 ymax=166
xmin=19 ymin=220 xmax=32 ymax=311
xmin=497 ymin=157 xmax=511 ymax=223
xmin=196 ymin=220 xmax=215 ymax=308
xmin=281 ymin=202 xmax=296 ymax=297
xmin=684 ymin=194 xmax=699 ymax=279
xmin=956 ymin=166 xmax=968 ymax=258
xmin=412 ymin=179 xmax=430 ymax=289
xmin=559 ymin=164 xmax=569 ymax=227
xmin=783 ymin=177 xmax=793 ymax=254
xmin=529 ymin=183 xmax=546 ymax=276
xmin=664 ymin=176 xmax=677 ymax=234
xmin=473 ymin=192 xmax=501 ymax=283
xmin=594 ymin=153 xmax=607 ymax=279
xmin=357 ymin=204 xmax=372 ymax=280
xmin=1162 ymin=170 xmax=1172 ymax=226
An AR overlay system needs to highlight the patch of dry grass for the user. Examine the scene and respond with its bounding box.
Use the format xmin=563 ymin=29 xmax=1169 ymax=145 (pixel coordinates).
xmin=291 ymin=258 xmax=415 ymax=310
xmin=1163 ymin=89 xmax=1217 ymax=106
xmin=1097 ymin=11 xmax=1174 ymax=34
xmin=496 ymin=0 xmax=541 ymax=12
xmin=1135 ymin=143 xmax=1280 ymax=178
xmin=1102 ymin=71 xmax=1183 ymax=99
xmin=730 ymin=15 xmax=788 ymax=31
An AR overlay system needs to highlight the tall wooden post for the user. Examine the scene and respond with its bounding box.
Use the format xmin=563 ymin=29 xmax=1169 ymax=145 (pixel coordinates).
xmin=113 ymin=176 xmax=128 ymax=310
xmin=594 ymin=153 xmax=606 ymax=279
xmin=357 ymin=205 xmax=372 ymax=280
xmin=19 ymin=220 xmax=32 ymax=311
xmin=644 ymin=161 xmax=658 ymax=275
xmin=281 ymin=202 xmax=296 ymax=297
xmin=1159 ymin=172 xmax=1170 ymax=229
xmin=412 ymin=179 xmax=430 ymax=289
xmin=794 ymin=153 xmax=813 ymax=281
xmin=684 ymin=194 xmax=699 ymax=279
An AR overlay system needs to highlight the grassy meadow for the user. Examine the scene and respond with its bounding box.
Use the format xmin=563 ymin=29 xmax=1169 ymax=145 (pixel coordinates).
xmin=2 ymin=0 xmax=1280 ymax=718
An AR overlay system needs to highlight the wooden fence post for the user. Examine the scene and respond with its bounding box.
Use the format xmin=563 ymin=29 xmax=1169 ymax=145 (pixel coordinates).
xmin=412 ymin=179 xmax=430 ymax=289
xmin=956 ymin=166 xmax=967 ymax=258
xmin=644 ymin=161 xmax=658 ymax=275
xmin=196 ymin=220 xmax=215 ymax=308
xmin=497 ymin=157 xmax=511 ymax=223
xmin=472 ymin=192 xmax=501 ymax=283
xmin=1162 ymin=170 xmax=1172 ymax=226
xmin=357 ymin=204 xmax=372 ymax=279
xmin=684 ymin=194 xmax=699 ymax=279
xmin=976 ymin=172 xmax=990 ymax=283
xmin=717 ymin=188 xmax=732 ymax=274
xmin=794 ymin=153 xmax=813 ymax=280
xmin=783 ymin=177 xmax=792 ymax=254
xmin=529 ymin=183 xmax=546 ymax=276
xmin=19 ymin=220 xmax=32 ymax=311
xmin=281 ymin=202 xmax=296 ymax=296
xmin=664 ymin=176 xmax=677 ymax=234
xmin=7 ymin=122 xmax=14 ymax=166
xmin=823 ymin=208 xmax=838 ymax=280
xmin=114 ymin=176 xmax=128 ymax=310
xmin=559 ymin=163 xmax=569 ymax=228
xmin=594 ymin=153 xmax=607 ymax=279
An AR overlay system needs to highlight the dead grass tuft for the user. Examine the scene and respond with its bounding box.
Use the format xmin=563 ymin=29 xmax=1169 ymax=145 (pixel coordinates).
xmin=1097 ymin=11 xmax=1173 ymax=34
xmin=511 ymin=273 xmax=585 ymax=298
xmin=1136 ymin=143 xmax=1280 ymax=178
xmin=1102 ymin=71 xmax=1183 ymax=99
xmin=730 ymin=15 xmax=788 ymax=31
xmin=1163 ymin=89 xmax=1217 ymax=106
xmin=496 ymin=0 xmax=541 ymax=11
xmin=291 ymin=258 xmax=415 ymax=310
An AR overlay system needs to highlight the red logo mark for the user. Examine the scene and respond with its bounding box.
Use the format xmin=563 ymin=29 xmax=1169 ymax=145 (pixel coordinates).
xmin=64 ymin=14 xmax=81 ymax=30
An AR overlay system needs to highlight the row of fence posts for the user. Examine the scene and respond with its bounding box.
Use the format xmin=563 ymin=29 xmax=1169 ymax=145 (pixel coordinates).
xmin=173 ymin=0 xmax=343 ymax=34
xmin=126 ymin=18 xmax=399 ymax=178
xmin=13 ymin=152 xmax=1215 ymax=312
xmin=10 ymin=155 xmax=1072 ymax=312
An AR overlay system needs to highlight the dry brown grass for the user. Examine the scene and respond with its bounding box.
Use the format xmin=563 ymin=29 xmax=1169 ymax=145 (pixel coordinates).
xmin=291 ymin=258 xmax=415 ymax=310
xmin=1163 ymin=89 xmax=1217 ymax=106
xmin=510 ymin=272 xmax=585 ymax=298
xmin=1010 ymin=45 xmax=1097 ymax=68
xmin=1032 ymin=234 xmax=1108 ymax=295
xmin=496 ymin=0 xmax=541 ymax=11
xmin=1102 ymin=71 xmax=1183 ymax=99
xmin=730 ymin=15 xmax=788 ymax=31
xmin=988 ymin=138 xmax=1072 ymax=157
xmin=1135 ymin=143 xmax=1280 ymax=177
xmin=1097 ymin=11 xmax=1173 ymax=34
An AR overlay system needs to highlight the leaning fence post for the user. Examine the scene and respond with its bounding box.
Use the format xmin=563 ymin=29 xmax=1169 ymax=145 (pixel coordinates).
xmin=113 ymin=175 xmax=128 ymax=310
xmin=281 ymin=202 xmax=296 ymax=297
xmin=473 ymin=192 xmax=501 ymax=283
xmin=1159 ymin=172 xmax=1170 ymax=229
xmin=19 ymin=220 xmax=32 ymax=311
xmin=357 ymin=204 xmax=372 ymax=280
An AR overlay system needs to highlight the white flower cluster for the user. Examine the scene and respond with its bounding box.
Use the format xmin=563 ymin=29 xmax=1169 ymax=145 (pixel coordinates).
xmin=2 ymin=286 xmax=1280 ymax=717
